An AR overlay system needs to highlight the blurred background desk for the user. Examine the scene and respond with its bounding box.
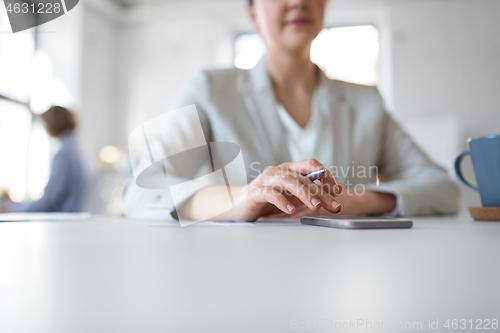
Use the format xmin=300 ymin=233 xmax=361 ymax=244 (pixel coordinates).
xmin=1 ymin=214 xmax=499 ymax=333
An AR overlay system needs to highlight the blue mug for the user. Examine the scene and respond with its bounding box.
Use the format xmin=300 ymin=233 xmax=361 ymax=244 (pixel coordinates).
xmin=454 ymin=135 xmax=500 ymax=207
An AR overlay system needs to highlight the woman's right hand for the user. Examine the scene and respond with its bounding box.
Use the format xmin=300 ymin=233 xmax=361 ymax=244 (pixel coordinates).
xmin=230 ymin=159 xmax=343 ymax=221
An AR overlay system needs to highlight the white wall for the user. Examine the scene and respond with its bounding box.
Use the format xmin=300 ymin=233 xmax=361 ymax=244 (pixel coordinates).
xmin=80 ymin=1 xmax=124 ymax=153
xmin=118 ymin=0 xmax=246 ymax=136
xmin=37 ymin=1 xmax=84 ymax=108
xmin=391 ymin=0 xmax=500 ymax=140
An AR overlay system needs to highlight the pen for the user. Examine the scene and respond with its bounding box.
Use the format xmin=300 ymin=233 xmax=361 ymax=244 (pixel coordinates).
xmin=306 ymin=168 xmax=342 ymax=194
xmin=306 ymin=169 xmax=327 ymax=181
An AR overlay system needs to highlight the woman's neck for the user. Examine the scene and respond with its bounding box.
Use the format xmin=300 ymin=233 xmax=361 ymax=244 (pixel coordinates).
xmin=265 ymin=45 xmax=316 ymax=92
xmin=265 ymin=45 xmax=317 ymax=128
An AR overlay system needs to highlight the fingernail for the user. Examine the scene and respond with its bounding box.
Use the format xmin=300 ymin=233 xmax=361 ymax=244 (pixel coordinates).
xmin=287 ymin=204 xmax=295 ymax=212
xmin=311 ymin=198 xmax=321 ymax=207
xmin=332 ymin=201 xmax=342 ymax=210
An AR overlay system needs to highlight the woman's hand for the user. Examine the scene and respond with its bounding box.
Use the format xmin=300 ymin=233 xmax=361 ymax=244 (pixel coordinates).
xmin=181 ymin=159 xmax=395 ymax=222
xmin=263 ymin=189 xmax=397 ymax=219
xmin=229 ymin=159 xmax=343 ymax=221
xmin=180 ymin=159 xmax=343 ymax=222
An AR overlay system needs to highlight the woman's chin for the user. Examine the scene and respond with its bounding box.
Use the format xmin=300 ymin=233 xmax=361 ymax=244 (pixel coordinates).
xmin=281 ymin=39 xmax=315 ymax=53
xmin=279 ymin=31 xmax=320 ymax=52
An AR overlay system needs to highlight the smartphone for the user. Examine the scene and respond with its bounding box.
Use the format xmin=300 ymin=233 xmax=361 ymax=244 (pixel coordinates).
xmin=301 ymin=215 xmax=413 ymax=229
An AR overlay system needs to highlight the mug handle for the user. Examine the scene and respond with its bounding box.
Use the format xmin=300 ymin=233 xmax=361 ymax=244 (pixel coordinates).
xmin=454 ymin=151 xmax=478 ymax=191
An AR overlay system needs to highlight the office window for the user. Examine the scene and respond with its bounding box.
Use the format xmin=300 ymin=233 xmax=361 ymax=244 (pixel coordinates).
xmin=234 ymin=33 xmax=266 ymax=70
xmin=0 ymin=5 xmax=51 ymax=202
xmin=234 ymin=25 xmax=379 ymax=86
xmin=0 ymin=7 xmax=35 ymax=101
xmin=0 ymin=100 xmax=31 ymax=201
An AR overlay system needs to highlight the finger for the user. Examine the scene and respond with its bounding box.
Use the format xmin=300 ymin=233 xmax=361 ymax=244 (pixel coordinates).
xmin=324 ymin=181 xmax=344 ymax=196
xmin=286 ymin=159 xmax=342 ymax=195
xmin=264 ymin=173 xmax=324 ymax=211
xmin=262 ymin=166 xmax=341 ymax=211
xmin=305 ymin=181 xmax=343 ymax=213
xmin=285 ymin=171 xmax=342 ymax=213
xmin=261 ymin=187 xmax=296 ymax=215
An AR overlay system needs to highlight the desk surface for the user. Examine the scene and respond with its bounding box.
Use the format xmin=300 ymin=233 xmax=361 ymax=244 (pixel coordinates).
xmin=1 ymin=215 xmax=499 ymax=333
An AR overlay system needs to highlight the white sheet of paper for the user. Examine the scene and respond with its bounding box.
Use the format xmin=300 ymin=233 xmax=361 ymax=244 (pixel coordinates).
xmin=0 ymin=212 xmax=92 ymax=222
xmin=195 ymin=217 xmax=301 ymax=227
xmin=195 ymin=221 xmax=255 ymax=227
xmin=253 ymin=217 xmax=301 ymax=226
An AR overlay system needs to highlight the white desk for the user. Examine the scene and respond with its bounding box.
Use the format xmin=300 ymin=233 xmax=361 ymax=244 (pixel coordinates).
xmin=1 ymin=215 xmax=499 ymax=333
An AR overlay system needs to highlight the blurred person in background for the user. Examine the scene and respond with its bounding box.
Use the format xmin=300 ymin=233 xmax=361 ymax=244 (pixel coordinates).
xmin=123 ymin=0 xmax=460 ymax=221
xmin=0 ymin=106 xmax=90 ymax=213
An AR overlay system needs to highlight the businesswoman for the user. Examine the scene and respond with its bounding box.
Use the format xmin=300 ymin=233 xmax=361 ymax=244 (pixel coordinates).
xmin=1 ymin=106 xmax=89 ymax=213
xmin=123 ymin=0 xmax=459 ymax=221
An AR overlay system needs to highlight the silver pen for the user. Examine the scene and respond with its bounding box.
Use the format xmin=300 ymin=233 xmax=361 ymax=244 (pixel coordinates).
xmin=306 ymin=169 xmax=327 ymax=181
xmin=306 ymin=168 xmax=342 ymax=194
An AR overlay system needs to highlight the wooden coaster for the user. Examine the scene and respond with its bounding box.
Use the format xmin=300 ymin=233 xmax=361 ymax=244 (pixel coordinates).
xmin=469 ymin=207 xmax=500 ymax=221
